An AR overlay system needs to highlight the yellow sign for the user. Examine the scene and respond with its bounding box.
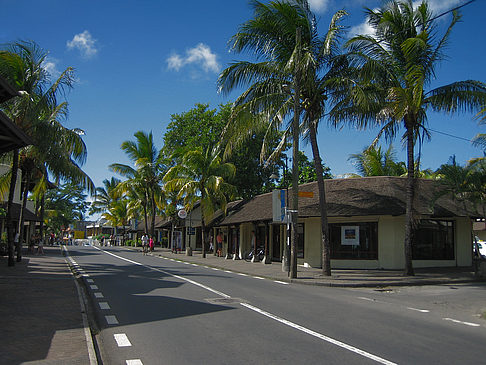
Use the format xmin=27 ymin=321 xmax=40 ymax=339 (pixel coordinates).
xmin=298 ymin=191 xmax=314 ymax=198
xmin=74 ymin=231 xmax=85 ymax=239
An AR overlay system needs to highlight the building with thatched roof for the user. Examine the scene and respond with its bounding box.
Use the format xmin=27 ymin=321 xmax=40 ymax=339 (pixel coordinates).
xmin=215 ymin=176 xmax=473 ymax=270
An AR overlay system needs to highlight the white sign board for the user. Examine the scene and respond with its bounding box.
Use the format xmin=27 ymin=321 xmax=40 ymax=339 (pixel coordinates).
xmin=272 ymin=189 xmax=287 ymax=223
xmin=341 ymin=226 xmax=359 ymax=246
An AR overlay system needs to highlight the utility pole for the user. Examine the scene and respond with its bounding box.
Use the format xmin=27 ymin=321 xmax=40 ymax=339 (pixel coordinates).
xmin=290 ymin=27 xmax=301 ymax=279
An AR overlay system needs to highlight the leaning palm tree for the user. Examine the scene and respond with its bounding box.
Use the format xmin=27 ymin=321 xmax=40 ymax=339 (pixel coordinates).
xmin=164 ymin=146 xmax=236 ymax=258
xmin=218 ymin=0 xmax=347 ymax=276
xmin=338 ymin=0 xmax=486 ymax=275
xmin=110 ymin=131 xmax=164 ymax=238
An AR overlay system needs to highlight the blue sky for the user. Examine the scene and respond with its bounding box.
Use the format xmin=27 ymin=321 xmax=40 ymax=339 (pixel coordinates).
xmin=1 ymin=0 xmax=485 ymax=195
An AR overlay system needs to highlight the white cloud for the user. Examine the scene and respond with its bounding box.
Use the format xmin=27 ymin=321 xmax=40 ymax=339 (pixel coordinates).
xmin=308 ymin=0 xmax=330 ymax=13
xmin=42 ymin=57 xmax=61 ymax=78
xmin=166 ymin=43 xmax=220 ymax=73
xmin=67 ymin=30 xmax=98 ymax=58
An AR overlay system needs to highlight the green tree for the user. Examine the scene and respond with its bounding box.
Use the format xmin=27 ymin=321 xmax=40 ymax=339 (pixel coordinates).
xmin=280 ymin=151 xmax=332 ymax=186
xmin=218 ymin=0 xmax=347 ymax=276
xmin=341 ymin=0 xmax=486 ymax=275
xmin=162 ymin=103 xmax=227 ymax=159
xmin=163 ymin=103 xmax=279 ymax=199
xmin=348 ymin=145 xmax=406 ymax=177
xmin=44 ymin=182 xmax=89 ymax=234
xmin=164 ymin=145 xmax=236 ymax=258
xmin=110 ymin=131 xmax=165 ymax=238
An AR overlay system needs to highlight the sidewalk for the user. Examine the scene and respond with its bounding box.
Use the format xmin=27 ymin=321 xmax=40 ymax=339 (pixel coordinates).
xmin=141 ymin=247 xmax=484 ymax=288
xmin=0 ymin=246 xmax=94 ymax=365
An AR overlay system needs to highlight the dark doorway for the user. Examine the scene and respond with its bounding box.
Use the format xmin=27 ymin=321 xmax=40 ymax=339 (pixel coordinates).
xmin=272 ymin=225 xmax=281 ymax=261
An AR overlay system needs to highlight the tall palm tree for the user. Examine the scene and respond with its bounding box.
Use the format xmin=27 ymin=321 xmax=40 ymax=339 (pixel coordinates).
xmin=218 ymin=0 xmax=347 ymax=276
xmin=110 ymin=131 xmax=164 ymax=238
xmin=349 ymin=145 xmax=406 ymax=177
xmin=339 ymin=0 xmax=486 ymax=275
xmin=164 ymin=146 xmax=236 ymax=258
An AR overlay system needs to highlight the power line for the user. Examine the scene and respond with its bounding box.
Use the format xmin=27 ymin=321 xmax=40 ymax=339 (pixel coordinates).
xmin=429 ymin=128 xmax=472 ymax=142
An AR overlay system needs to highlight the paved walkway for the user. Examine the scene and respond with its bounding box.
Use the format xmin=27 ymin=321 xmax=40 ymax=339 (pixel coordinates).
xmin=141 ymin=247 xmax=485 ymax=287
xmin=0 ymin=246 xmax=94 ymax=365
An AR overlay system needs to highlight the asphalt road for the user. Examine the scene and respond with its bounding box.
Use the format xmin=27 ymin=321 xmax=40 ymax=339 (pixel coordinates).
xmin=66 ymin=245 xmax=486 ymax=365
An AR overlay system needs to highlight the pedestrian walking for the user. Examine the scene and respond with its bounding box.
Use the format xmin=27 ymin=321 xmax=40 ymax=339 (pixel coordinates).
xmin=141 ymin=234 xmax=148 ymax=255
xmin=37 ymin=238 xmax=44 ymax=255
xmin=149 ymin=236 xmax=154 ymax=252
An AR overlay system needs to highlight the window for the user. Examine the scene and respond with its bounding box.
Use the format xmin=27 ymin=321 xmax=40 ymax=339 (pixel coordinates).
xmin=413 ymin=220 xmax=454 ymax=260
xmin=329 ymin=222 xmax=378 ymax=259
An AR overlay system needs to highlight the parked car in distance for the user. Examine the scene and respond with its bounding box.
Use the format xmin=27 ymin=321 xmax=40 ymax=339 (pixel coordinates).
xmin=473 ymin=236 xmax=486 ymax=258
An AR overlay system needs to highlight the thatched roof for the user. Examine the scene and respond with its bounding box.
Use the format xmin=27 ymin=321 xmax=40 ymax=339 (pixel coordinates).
xmin=219 ymin=176 xmax=470 ymax=225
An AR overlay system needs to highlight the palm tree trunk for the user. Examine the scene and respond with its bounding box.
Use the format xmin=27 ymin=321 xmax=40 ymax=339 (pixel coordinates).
xmin=404 ymin=121 xmax=415 ymax=276
xmin=290 ymin=27 xmax=301 ymax=279
xmin=201 ymin=218 xmax=207 ymax=258
xmin=150 ymin=191 xmax=156 ymax=239
xmin=309 ymin=121 xmax=331 ymax=276
xmin=6 ymin=149 xmax=19 ymax=267
xmin=39 ymin=194 xmax=45 ymax=240
xmin=17 ymin=170 xmax=31 ymax=262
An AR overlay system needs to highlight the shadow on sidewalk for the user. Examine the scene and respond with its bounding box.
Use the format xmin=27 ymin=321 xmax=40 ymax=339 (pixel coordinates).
xmin=0 ymin=247 xmax=90 ymax=364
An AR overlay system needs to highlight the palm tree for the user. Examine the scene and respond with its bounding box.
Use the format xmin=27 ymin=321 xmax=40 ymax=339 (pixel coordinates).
xmin=0 ymin=40 xmax=93 ymax=265
xmin=340 ymin=0 xmax=486 ymax=275
xmin=90 ymin=177 xmax=122 ymax=215
xmin=110 ymin=131 xmax=164 ymax=238
xmin=218 ymin=0 xmax=348 ymax=276
xmin=163 ymin=146 xmax=236 ymax=258
xmin=348 ymin=145 xmax=406 ymax=177
xmin=102 ymin=198 xmax=131 ymax=245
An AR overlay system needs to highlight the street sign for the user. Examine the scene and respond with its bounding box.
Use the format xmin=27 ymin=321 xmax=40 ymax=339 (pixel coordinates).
xmin=188 ymin=227 xmax=195 ymax=235
xmin=298 ymin=191 xmax=314 ymax=198
xmin=178 ymin=209 xmax=187 ymax=219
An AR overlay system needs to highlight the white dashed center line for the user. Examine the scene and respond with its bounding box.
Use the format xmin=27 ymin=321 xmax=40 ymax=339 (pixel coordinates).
xmin=443 ymin=318 xmax=480 ymax=327
xmin=114 ymin=333 xmax=132 ymax=347
xmin=105 ymin=315 xmax=119 ymax=325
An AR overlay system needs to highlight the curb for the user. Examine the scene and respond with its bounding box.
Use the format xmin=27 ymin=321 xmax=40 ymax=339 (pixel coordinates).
xmin=107 ymin=245 xmax=483 ymax=288
xmin=62 ymin=245 xmax=99 ymax=365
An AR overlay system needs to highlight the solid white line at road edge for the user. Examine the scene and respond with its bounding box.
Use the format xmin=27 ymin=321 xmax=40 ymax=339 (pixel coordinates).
xmin=94 ymin=246 xmax=396 ymax=364
xmin=241 ymin=302 xmax=397 ymax=365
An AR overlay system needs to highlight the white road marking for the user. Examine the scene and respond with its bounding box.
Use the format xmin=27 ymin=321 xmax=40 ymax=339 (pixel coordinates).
xmin=224 ymin=270 xmax=232 ymax=273
xmin=114 ymin=333 xmax=132 ymax=347
xmin=94 ymin=292 xmax=104 ymax=298
xmin=99 ymin=302 xmax=111 ymax=310
xmin=407 ymin=307 xmax=430 ymax=313
xmin=94 ymin=247 xmax=397 ymax=364
xmin=126 ymin=360 xmax=143 ymax=365
xmin=443 ymin=318 xmax=480 ymax=327
xmin=90 ymin=285 xmax=98 ymax=290
xmin=273 ymin=280 xmax=289 ymax=285
xmin=105 ymin=315 xmax=119 ymax=325
xmin=87 ymin=279 xmax=94 ymax=283
xmin=358 ymin=297 xmax=376 ymax=302
xmin=241 ymin=302 xmax=397 ymax=365
xmin=254 ymin=276 xmax=265 ymax=280
xmin=237 ymin=273 xmax=248 ymax=277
